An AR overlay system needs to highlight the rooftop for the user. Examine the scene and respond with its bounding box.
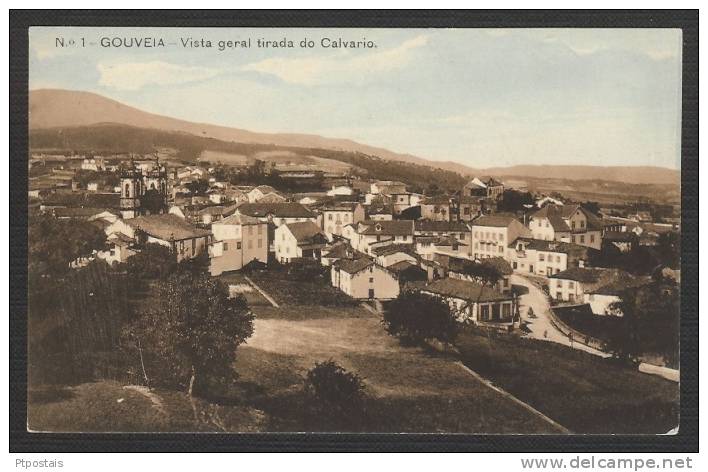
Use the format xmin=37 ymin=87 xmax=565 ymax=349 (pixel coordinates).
xmin=237 ymin=202 xmax=315 ymax=219
xmin=421 ymin=278 xmax=511 ymax=302
xmin=215 ymin=212 xmax=262 ymax=226
xmin=127 ymin=214 xmax=211 ymax=241
xmin=473 ymin=215 xmax=520 ymax=228
xmin=415 ymin=220 xmax=470 ymax=233
xmin=370 ymin=243 xmax=415 ymax=257
xmin=285 ymin=221 xmax=327 ymax=244
xmin=358 ymin=220 xmax=414 ymax=236
xmin=333 ymin=256 xmax=375 ymax=274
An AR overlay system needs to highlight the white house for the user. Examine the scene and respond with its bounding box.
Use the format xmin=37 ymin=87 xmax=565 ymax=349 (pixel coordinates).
xmin=529 ymin=204 xmax=602 ymax=250
xmin=96 ymin=233 xmax=137 ymax=265
xmin=471 ymin=215 xmax=532 ymax=260
xmin=369 ymin=243 xmax=418 ymax=268
xmin=506 ymin=238 xmax=596 ymax=277
xmin=330 ymin=257 xmax=400 ymax=300
xmin=236 ymin=202 xmax=317 ymax=227
xmin=319 ymin=202 xmax=366 ymax=237
xmin=209 ymin=213 xmax=269 ymax=276
xmin=344 ymin=220 xmax=415 ymax=254
xmin=549 ymin=267 xmax=650 ymax=315
xmin=275 ymin=221 xmax=329 ymax=264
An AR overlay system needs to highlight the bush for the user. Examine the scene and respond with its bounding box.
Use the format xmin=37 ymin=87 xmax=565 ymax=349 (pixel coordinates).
xmin=303 ymin=360 xmax=366 ymax=430
xmin=287 ymin=258 xmax=328 ymax=281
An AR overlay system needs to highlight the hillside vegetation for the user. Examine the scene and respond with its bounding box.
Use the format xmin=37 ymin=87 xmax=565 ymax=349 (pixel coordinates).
xmin=29 ymin=124 xmax=468 ymax=192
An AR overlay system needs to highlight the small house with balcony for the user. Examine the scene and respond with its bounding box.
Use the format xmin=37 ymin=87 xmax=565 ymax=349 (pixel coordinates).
xmin=420 ymin=277 xmax=515 ymax=330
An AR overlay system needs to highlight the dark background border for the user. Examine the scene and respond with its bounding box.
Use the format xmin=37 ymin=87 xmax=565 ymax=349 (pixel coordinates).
xmin=9 ymin=9 xmax=698 ymax=452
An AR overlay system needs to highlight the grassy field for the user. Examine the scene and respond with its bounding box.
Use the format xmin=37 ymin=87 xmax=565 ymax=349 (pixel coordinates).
xmin=27 ymin=381 xmax=267 ymax=432
xmin=248 ymin=272 xmax=359 ymax=307
xmin=217 ymin=272 xmax=272 ymax=307
xmin=455 ymin=329 xmax=679 ymax=434
xmin=234 ymin=305 xmax=560 ymax=433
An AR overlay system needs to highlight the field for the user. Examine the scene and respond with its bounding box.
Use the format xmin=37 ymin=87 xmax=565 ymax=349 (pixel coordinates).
xmin=455 ymin=329 xmax=679 ymax=434
xmin=233 ymin=303 xmax=558 ymax=433
xmin=198 ymin=149 xmax=356 ymax=174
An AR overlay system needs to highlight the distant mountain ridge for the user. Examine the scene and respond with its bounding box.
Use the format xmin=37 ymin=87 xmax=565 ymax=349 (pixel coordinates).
xmin=29 ymin=89 xmax=679 ymax=185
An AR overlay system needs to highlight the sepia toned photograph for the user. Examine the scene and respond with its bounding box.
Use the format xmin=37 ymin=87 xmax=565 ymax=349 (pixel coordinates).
xmin=25 ymin=25 xmax=683 ymax=436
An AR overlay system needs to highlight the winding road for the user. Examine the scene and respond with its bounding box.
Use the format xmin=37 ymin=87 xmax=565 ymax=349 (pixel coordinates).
xmin=510 ymin=274 xmax=609 ymax=358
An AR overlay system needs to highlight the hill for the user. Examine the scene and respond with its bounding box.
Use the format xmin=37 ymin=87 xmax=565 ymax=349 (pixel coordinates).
xmin=29 ymin=124 xmax=469 ymax=192
xmin=29 ymin=89 xmax=679 ymax=185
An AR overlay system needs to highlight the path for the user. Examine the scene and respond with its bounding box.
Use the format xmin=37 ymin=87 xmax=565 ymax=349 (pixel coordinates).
xmin=244 ymin=275 xmax=279 ymax=308
xmin=511 ymin=274 xmax=609 ymax=358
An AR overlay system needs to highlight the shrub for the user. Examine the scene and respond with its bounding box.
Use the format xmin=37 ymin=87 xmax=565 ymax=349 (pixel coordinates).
xmin=303 ymin=360 xmax=366 ymax=430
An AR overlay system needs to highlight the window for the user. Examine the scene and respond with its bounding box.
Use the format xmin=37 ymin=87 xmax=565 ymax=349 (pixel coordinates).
xmin=464 ymin=207 xmax=470 ymax=215
xmin=580 ymin=235 xmax=585 ymax=244
xmin=237 ymin=242 xmax=242 ymax=250
xmin=499 ymin=234 xmax=504 ymax=243
xmin=248 ymin=225 xmax=254 ymax=235
xmin=282 ymin=233 xmax=285 ymax=241
xmin=369 ymin=277 xmax=374 ymax=283
xmin=539 ymin=253 xmax=545 ymax=261
xmin=480 ymin=305 xmax=490 ymax=321
xmin=571 ymin=221 xmax=576 ymax=229
xmin=502 ymin=304 xmax=511 ymax=317
xmin=257 ymin=239 xmax=262 ymax=248
xmin=328 ymin=213 xmax=333 ymax=221
xmin=223 ymin=242 xmax=229 ymax=251
xmin=571 ymin=236 xmax=576 ymax=243
xmin=257 ymin=225 xmax=263 ymax=235
xmin=474 ymin=242 xmax=479 ymax=249
xmin=498 ymin=246 xmax=503 ymax=253
xmin=581 ymin=220 xmax=586 ymax=228
xmin=568 ymin=281 xmax=575 ymax=289
xmin=590 ymin=234 xmax=595 ymax=243
xmin=285 ymin=246 xmax=289 ymax=254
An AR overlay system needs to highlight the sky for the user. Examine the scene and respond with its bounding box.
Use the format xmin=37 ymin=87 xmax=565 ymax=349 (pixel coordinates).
xmin=29 ymin=27 xmax=682 ymax=169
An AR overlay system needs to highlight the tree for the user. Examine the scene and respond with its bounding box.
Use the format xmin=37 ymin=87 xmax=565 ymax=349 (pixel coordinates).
xmin=582 ymin=201 xmax=601 ymax=215
xmin=383 ymin=291 xmax=459 ymax=345
xmin=498 ymin=189 xmax=535 ymax=213
xmin=28 ymin=213 xmax=106 ymax=277
xmin=605 ymin=281 xmax=679 ymax=365
xmin=123 ymin=270 xmax=254 ymax=396
xmin=303 ymin=360 xmax=366 ymax=430
xmin=656 ymin=231 xmax=680 ymax=269
xmin=460 ymin=261 xmax=503 ymax=288
xmin=141 ymin=188 xmax=166 ymax=215
xmin=185 ymin=179 xmax=209 ymax=195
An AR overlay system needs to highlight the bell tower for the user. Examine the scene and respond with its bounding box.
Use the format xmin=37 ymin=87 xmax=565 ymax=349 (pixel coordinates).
xmin=120 ymin=158 xmax=143 ymax=219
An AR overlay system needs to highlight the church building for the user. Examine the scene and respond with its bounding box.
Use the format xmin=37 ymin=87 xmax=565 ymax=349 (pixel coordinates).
xmin=119 ymin=157 xmax=169 ymax=219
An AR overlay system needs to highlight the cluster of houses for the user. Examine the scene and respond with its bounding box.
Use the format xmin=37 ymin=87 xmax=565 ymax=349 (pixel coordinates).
xmin=34 ymin=155 xmax=680 ymax=332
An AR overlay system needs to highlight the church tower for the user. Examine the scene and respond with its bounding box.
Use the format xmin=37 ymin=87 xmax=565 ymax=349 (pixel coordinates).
xmin=120 ymin=158 xmax=143 ymax=219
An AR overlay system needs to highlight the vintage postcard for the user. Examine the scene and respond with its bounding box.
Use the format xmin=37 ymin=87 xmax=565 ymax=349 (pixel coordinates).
xmin=26 ymin=26 xmax=682 ymax=435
